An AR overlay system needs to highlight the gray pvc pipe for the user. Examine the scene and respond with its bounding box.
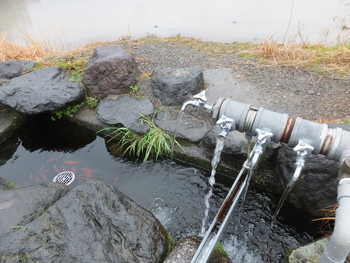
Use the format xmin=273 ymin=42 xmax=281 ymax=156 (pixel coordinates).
xmin=212 ymin=98 xmax=350 ymax=162
xmin=320 ymin=178 xmax=350 ymax=263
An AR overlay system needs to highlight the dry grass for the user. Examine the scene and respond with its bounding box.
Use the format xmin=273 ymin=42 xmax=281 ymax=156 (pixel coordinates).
xmin=0 ymin=31 xmax=66 ymax=62
xmin=243 ymin=37 xmax=350 ymax=76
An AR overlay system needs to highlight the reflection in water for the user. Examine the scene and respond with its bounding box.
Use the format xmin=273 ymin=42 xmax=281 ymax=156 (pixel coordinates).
xmin=0 ymin=0 xmax=349 ymax=47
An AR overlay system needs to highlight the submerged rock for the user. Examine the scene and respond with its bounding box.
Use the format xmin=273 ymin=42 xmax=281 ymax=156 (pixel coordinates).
xmin=0 ymin=67 xmax=84 ymax=114
xmin=0 ymin=179 xmax=169 ymax=262
xmin=164 ymin=236 xmax=231 ymax=263
xmin=82 ymin=46 xmax=140 ymax=99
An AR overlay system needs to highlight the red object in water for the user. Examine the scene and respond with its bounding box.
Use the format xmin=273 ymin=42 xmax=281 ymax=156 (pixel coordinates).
xmin=65 ymin=160 xmax=80 ymax=165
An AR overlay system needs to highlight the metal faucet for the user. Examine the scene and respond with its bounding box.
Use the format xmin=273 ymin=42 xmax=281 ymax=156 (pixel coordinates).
xmin=291 ymin=140 xmax=314 ymax=183
xmin=217 ymin=115 xmax=235 ymax=138
xmin=181 ymin=90 xmax=213 ymax=111
xmin=245 ymin=128 xmax=273 ymax=171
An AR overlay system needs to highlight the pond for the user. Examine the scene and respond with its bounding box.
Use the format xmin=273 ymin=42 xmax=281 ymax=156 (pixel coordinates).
xmin=0 ymin=115 xmax=322 ymax=262
xmin=0 ymin=0 xmax=349 ymax=47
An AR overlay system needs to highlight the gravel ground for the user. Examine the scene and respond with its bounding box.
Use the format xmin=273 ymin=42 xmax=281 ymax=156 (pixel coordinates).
xmin=113 ymin=38 xmax=350 ymax=122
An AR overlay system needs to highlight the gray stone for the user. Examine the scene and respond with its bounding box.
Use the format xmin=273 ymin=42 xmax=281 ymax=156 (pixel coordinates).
xmin=0 ymin=67 xmax=84 ymax=114
xmin=0 ymin=60 xmax=35 ymax=79
xmin=97 ymin=95 xmax=154 ymax=134
xmin=277 ymin=144 xmax=339 ymax=214
xmin=154 ymin=109 xmax=212 ymax=143
xmin=0 ymin=179 xmax=168 ymax=262
xmin=151 ymin=67 xmax=204 ymax=106
xmin=0 ymin=182 xmax=70 ymax=237
xmin=82 ymin=46 xmax=140 ymax=99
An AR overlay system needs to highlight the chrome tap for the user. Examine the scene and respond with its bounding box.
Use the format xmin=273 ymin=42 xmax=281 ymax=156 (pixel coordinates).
xmin=181 ymin=90 xmax=213 ymax=111
xmin=217 ymin=115 xmax=235 ymax=138
xmin=291 ymin=140 xmax=314 ymax=182
xmin=245 ymin=128 xmax=273 ymax=171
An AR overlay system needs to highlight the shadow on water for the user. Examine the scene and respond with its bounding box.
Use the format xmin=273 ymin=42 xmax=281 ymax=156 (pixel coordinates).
xmin=0 ymin=114 xmax=322 ymax=262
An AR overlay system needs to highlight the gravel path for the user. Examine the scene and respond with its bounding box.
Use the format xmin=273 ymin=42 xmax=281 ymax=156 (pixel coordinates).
xmin=114 ymin=38 xmax=350 ymax=122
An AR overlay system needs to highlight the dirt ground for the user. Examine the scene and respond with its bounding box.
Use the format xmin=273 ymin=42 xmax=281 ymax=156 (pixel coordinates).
xmin=113 ymin=38 xmax=350 ymax=122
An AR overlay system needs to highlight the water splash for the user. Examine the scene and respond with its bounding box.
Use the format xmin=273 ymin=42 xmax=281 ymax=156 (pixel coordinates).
xmin=200 ymin=136 xmax=226 ymax=235
xmin=169 ymin=110 xmax=185 ymax=167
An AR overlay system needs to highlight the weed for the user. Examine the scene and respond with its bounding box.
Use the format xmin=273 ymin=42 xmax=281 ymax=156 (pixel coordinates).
xmin=51 ymin=102 xmax=84 ymax=121
xmin=98 ymin=111 xmax=184 ymax=162
xmin=129 ymin=85 xmax=139 ymax=94
xmin=312 ymin=204 xmax=337 ymax=235
xmin=86 ymin=96 xmax=99 ymax=109
xmin=53 ymin=55 xmax=87 ymax=81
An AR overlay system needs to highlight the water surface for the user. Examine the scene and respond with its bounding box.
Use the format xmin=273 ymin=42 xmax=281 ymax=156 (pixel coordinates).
xmin=1 ymin=0 xmax=349 ymax=47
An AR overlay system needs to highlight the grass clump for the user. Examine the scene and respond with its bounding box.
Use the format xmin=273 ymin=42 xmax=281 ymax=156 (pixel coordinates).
xmin=98 ymin=111 xmax=183 ymax=163
xmin=51 ymin=102 xmax=84 ymax=121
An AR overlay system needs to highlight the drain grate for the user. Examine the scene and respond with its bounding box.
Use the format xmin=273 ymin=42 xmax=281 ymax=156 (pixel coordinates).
xmin=53 ymin=171 xmax=75 ymax=185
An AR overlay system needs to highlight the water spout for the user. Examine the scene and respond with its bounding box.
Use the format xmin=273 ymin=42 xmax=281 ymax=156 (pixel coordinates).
xmin=181 ymin=90 xmax=213 ymax=112
xmin=217 ymin=115 xmax=235 ymax=138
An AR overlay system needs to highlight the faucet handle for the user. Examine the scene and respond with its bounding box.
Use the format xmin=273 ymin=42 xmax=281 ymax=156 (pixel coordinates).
xmin=216 ymin=115 xmax=234 ymax=126
xmin=193 ymin=90 xmax=207 ymax=102
xmin=255 ymin=128 xmax=273 ymax=144
xmin=293 ymin=140 xmax=314 ymax=156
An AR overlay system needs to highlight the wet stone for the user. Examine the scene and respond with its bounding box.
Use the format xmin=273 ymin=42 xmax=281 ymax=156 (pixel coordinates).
xmin=151 ymin=67 xmax=204 ymax=106
xmin=0 ymin=179 xmax=169 ymax=262
xmin=97 ymin=95 xmax=154 ymax=134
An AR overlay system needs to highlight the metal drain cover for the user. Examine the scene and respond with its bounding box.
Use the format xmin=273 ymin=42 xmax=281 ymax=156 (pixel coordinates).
xmin=53 ymin=171 xmax=75 ymax=185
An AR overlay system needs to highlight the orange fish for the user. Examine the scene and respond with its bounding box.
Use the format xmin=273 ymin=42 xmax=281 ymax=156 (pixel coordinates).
xmin=65 ymin=160 xmax=80 ymax=165
xmin=29 ymin=173 xmax=33 ymax=179
xmin=53 ymin=164 xmax=60 ymax=173
xmin=41 ymin=173 xmax=47 ymax=181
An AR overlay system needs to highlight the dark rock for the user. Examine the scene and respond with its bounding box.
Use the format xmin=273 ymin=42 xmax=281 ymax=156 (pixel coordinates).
xmin=82 ymin=46 xmax=140 ymax=99
xmin=97 ymin=95 xmax=154 ymax=134
xmin=0 ymin=60 xmax=36 ymax=79
xmin=0 ymin=67 xmax=84 ymax=114
xmin=277 ymin=144 xmax=339 ymax=214
xmin=0 ymin=179 xmax=169 ymax=262
xmin=154 ymin=109 xmax=212 ymax=143
xmin=151 ymin=67 xmax=204 ymax=106
xmin=164 ymin=236 xmax=231 ymax=263
xmin=0 ymin=182 xmax=70 ymax=237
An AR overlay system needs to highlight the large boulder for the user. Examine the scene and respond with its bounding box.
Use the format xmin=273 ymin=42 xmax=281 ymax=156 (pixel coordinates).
xmin=0 ymin=179 xmax=169 ymax=262
xmin=82 ymin=46 xmax=140 ymax=99
xmin=0 ymin=67 xmax=84 ymax=114
xmin=151 ymin=67 xmax=204 ymax=106
xmin=0 ymin=60 xmax=36 ymax=79
xmin=97 ymin=95 xmax=154 ymax=134
xmin=0 ymin=182 xmax=70 ymax=237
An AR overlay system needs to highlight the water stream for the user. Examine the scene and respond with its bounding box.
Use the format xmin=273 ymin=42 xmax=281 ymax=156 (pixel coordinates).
xmin=200 ymin=136 xmax=226 ymax=235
